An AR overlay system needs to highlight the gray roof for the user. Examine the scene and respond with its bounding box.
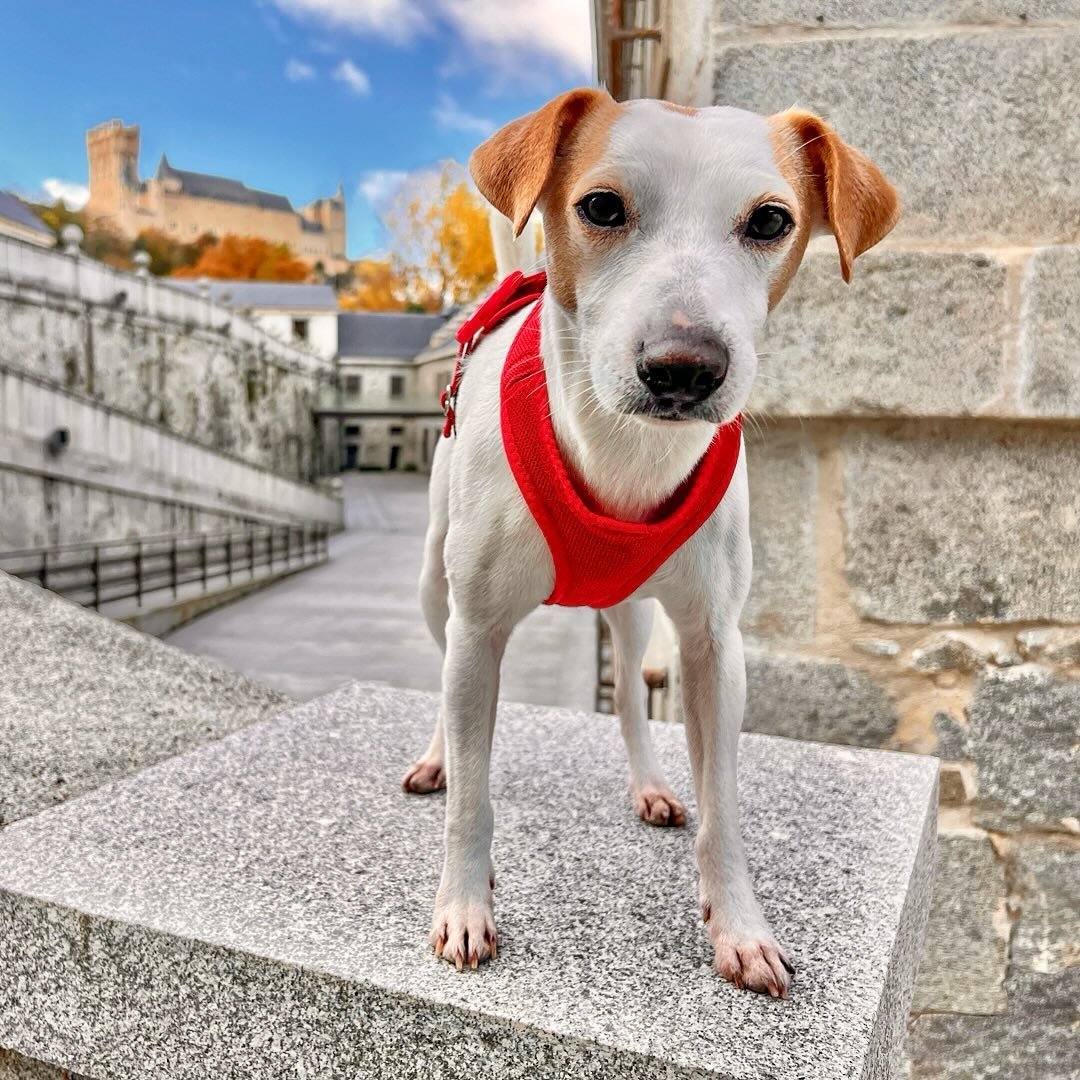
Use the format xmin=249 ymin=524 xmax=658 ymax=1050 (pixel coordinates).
xmin=155 ymin=155 xmax=299 ymax=216
xmin=338 ymin=312 xmax=447 ymax=359
xmin=169 ymin=280 xmax=339 ymax=310
xmin=0 ymin=191 xmax=52 ymax=238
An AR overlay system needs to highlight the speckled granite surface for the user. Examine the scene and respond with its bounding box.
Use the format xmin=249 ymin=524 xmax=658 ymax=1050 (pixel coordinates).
xmin=0 ymin=571 xmax=290 ymax=827
xmin=0 ymin=682 xmax=937 ymax=1079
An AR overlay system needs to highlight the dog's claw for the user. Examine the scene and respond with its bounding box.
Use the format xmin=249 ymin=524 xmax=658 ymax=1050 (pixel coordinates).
xmin=430 ymin=898 xmax=498 ymax=972
xmin=633 ymin=784 xmax=687 ymax=828
xmin=711 ymin=932 xmax=795 ymax=998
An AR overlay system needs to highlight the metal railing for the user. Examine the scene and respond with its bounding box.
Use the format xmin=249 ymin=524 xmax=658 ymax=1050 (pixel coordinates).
xmin=0 ymin=523 xmax=330 ymax=611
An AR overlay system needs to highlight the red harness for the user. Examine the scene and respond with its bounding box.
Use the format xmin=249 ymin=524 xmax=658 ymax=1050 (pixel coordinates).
xmin=445 ymin=271 xmax=743 ymax=609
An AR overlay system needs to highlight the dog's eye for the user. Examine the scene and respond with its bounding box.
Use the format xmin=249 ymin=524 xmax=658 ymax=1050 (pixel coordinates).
xmin=744 ymin=204 xmax=794 ymax=243
xmin=577 ymin=191 xmax=627 ymax=228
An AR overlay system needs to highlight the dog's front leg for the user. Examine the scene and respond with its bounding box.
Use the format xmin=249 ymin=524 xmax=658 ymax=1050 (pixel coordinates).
xmin=676 ymin=614 xmax=794 ymax=997
xmin=429 ymin=609 xmax=507 ymax=970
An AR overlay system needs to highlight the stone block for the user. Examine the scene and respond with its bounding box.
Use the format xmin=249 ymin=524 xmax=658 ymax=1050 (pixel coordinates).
xmin=843 ymin=426 xmax=1080 ymax=624
xmin=1019 ymin=245 xmax=1080 ymax=417
xmin=911 ymin=831 xmax=1007 ymax=1014
xmin=745 ymin=649 xmax=898 ymax=747
xmin=0 ymin=572 xmax=289 ymax=827
xmin=908 ymin=964 xmax=1079 ymax=1078
xmin=0 ymin=1049 xmax=69 ymax=1080
xmin=1011 ymin=840 xmax=1079 ymax=974
xmin=751 ymin=250 xmax=1008 ymax=417
xmin=742 ymin=430 xmax=817 ymax=643
xmin=1017 ymin=626 xmax=1080 ymax=666
xmin=932 ymin=710 xmax=969 ymax=760
xmin=910 ymin=632 xmax=993 ymax=673
xmin=960 ymin=669 xmax=1080 ymax=831
xmin=854 ymin=638 xmax=901 ymax=658
xmin=713 ymin=2 xmax=1080 ymax=28
xmin=714 ymin=29 xmax=1080 ymax=244
xmin=0 ymin=682 xmax=939 ymax=1080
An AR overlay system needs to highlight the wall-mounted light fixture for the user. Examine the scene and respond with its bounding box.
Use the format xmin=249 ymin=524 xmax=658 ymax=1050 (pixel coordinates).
xmin=45 ymin=428 xmax=70 ymax=457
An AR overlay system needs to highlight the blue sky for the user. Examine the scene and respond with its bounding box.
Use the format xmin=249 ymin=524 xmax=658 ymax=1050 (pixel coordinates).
xmin=0 ymin=0 xmax=593 ymax=257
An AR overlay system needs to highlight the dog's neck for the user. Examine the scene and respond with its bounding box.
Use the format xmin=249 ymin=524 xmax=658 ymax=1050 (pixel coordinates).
xmin=541 ymin=298 xmax=717 ymax=523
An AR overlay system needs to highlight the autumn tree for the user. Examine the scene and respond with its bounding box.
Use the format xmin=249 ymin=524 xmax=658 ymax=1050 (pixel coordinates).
xmin=389 ymin=163 xmax=497 ymax=308
xmin=342 ymin=163 xmax=496 ymax=312
xmin=172 ymin=234 xmax=309 ymax=282
xmin=30 ymin=200 xmax=133 ymax=269
xmin=339 ymin=257 xmax=408 ymax=312
xmin=135 ymin=228 xmax=215 ymax=277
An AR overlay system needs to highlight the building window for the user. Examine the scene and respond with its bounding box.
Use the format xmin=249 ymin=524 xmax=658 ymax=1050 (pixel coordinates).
xmin=390 ymin=375 xmax=405 ymax=400
xmin=345 ymin=424 xmax=361 ymax=437
xmin=344 ymin=375 xmax=361 ymax=396
xmin=389 ymin=425 xmax=404 ymax=435
xmin=292 ymin=318 xmax=309 ymax=342
xmin=436 ymin=369 xmax=452 ymax=395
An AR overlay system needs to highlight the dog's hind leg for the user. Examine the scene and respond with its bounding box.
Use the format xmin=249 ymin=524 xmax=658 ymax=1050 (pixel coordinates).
xmin=403 ymin=448 xmax=451 ymax=794
xmin=603 ymin=600 xmax=686 ymax=828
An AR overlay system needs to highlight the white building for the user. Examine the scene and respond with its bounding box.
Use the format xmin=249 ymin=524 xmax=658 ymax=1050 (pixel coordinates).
xmin=169 ymin=280 xmax=339 ymax=362
xmin=322 ymin=311 xmax=450 ymax=471
xmin=168 ymin=279 xmax=459 ymax=471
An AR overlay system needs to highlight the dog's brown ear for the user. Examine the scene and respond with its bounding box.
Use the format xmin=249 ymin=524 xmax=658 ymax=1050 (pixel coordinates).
xmin=470 ymin=87 xmax=614 ymax=237
xmin=772 ymin=111 xmax=900 ymax=282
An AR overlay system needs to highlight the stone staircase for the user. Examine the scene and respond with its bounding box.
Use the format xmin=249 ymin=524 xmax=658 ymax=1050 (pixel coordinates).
xmin=670 ymin=5 xmax=1080 ymax=1077
xmin=0 ymin=574 xmax=938 ymax=1079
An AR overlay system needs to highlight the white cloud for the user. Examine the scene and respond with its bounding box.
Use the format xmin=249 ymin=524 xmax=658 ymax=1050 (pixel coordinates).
xmin=270 ymin=0 xmax=593 ymax=75
xmin=432 ymin=93 xmax=495 ymax=137
xmin=332 ymin=59 xmax=371 ymax=95
xmin=284 ymin=57 xmax=317 ymax=81
xmin=41 ymin=179 xmax=89 ymax=210
xmin=439 ymin=0 xmax=592 ymax=75
xmin=358 ymin=169 xmax=409 ymax=210
xmin=271 ymin=0 xmax=425 ymax=43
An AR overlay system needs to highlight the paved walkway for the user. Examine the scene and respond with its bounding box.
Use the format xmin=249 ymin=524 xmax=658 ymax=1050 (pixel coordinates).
xmin=167 ymin=473 xmax=598 ymax=710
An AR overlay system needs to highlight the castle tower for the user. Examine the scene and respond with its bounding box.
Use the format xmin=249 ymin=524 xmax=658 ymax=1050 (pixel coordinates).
xmin=86 ymin=120 xmax=141 ymax=225
xmin=301 ymin=183 xmax=347 ymax=260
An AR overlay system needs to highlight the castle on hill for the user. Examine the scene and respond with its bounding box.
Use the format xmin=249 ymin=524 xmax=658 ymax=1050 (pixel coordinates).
xmin=85 ymin=120 xmax=347 ymax=272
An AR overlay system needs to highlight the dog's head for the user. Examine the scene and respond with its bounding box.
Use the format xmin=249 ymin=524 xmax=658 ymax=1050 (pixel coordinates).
xmin=471 ymin=89 xmax=899 ymax=426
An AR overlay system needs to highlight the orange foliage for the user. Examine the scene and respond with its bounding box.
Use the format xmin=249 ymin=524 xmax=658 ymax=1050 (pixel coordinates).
xmin=339 ymin=257 xmax=409 ymax=312
xmin=338 ymin=163 xmax=500 ymax=312
xmin=172 ymin=234 xmax=308 ymax=282
xmin=364 ymin=163 xmax=496 ymax=311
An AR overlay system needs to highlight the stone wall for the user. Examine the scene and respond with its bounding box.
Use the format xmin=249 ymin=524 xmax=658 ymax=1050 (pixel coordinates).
xmin=696 ymin=5 xmax=1078 ymax=1076
xmin=0 ymin=237 xmax=342 ymax=547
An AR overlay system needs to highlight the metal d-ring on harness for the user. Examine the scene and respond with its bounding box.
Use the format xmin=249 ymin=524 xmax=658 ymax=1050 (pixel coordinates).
xmin=440 ymin=328 xmax=484 ymax=438
xmin=440 ymin=270 xmax=549 ymax=439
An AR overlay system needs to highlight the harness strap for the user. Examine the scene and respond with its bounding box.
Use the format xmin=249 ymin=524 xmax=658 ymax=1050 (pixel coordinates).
xmin=441 ymin=270 xmax=548 ymax=437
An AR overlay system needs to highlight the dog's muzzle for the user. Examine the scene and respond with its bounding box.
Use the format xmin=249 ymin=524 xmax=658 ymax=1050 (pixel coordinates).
xmin=636 ymin=340 xmax=730 ymax=411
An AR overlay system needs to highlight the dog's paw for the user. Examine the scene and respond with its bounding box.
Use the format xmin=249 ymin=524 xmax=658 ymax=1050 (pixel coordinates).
xmin=402 ymin=756 xmax=446 ymax=794
xmin=430 ymin=898 xmax=497 ymax=971
xmin=632 ymin=783 xmax=687 ymax=827
xmin=704 ymin=909 xmax=795 ymax=998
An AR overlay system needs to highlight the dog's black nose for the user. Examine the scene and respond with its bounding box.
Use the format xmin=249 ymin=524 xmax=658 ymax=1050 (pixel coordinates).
xmin=636 ymin=345 xmax=729 ymax=407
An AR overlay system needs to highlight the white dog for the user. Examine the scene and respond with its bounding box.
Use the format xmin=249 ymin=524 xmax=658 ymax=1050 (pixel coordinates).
xmin=402 ymin=88 xmax=898 ymax=998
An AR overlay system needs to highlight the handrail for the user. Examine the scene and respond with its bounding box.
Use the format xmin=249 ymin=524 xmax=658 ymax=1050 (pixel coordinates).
xmin=0 ymin=522 xmax=330 ymax=611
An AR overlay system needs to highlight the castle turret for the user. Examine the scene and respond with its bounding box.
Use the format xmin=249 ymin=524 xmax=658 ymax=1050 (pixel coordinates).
xmin=86 ymin=120 xmax=141 ymax=224
xmin=301 ymin=184 xmax=347 ymax=260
